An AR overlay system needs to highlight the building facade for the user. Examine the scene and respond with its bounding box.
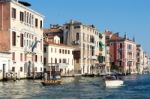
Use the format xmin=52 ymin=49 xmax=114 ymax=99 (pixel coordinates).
xmin=0 ymin=0 xmax=44 ymax=78
xmin=44 ymin=36 xmax=74 ymax=76
xmin=136 ymin=45 xmax=144 ymax=74
xmin=143 ymin=52 xmax=149 ymax=73
xmin=105 ymin=31 xmax=137 ymax=74
xmin=0 ymin=51 xmax=11 ymax=80
xmin=63 ymin=20 xmax=99 ymax=75
xmin=44 ymin=24 xmax=64 ymax=44
xmin=97 ymin=33 xmax=110 ymax=75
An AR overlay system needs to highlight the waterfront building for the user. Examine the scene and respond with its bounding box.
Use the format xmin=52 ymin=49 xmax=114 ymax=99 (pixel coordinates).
xmin=105 ymin=31 xmax=137 ymax=74
xmin=0 ymin=51 xmax=11 ymax=80
xmin=63 ymin=20 xmax=99 ymax=75
xmin=136 ymin=45 xmax=145 ymax=74
xmin=143 ymin=52 xmax=149 ymax=73
xmin=44 ymin=35 xmax=74 ymax=76
xmin=0 ymin=0 xmax=44 ymax=78
xmin=97 ymin=33 xmax=110 ymax=75
xmin=105 ymin=46 xmax=111 ymax=73
xmin=148 ymin=57 xmax=150 ymax=72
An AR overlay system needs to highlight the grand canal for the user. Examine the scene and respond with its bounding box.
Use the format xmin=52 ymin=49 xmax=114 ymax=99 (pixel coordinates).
xmin=0 ymin=74 xmax=150 ymax=99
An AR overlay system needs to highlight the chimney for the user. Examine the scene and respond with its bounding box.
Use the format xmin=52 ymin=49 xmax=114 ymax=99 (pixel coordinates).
xmin=115 ymin=32 xmax=119 ymax=37
xmin=133 ymin=37 xmax=135 ymax=42
xmin=124 ymin=34 xmax=127 ymax=39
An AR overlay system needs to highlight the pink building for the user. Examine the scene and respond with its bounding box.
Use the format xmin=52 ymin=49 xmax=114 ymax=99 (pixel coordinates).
xmin=105 ymin=31 xmax=137 ymax=74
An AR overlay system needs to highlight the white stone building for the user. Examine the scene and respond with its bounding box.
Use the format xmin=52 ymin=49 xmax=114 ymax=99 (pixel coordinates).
xmin=44 ymin=36 xmax=74 ymax=76
xmin=63 ymin=20 xmax=99 ymax=75
xmin=0 ymin=52 xmax=11 ymax=80
xmin=136 ymin=45 xmax=145 ymax=74
xmin=0 ymin=0 xmax=44 ymax=78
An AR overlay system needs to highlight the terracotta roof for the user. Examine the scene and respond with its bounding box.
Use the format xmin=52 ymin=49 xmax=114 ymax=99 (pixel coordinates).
xmin=110 ymin=34 xmax=123 ymax=41
xmin=104 ymin=31 xmax=113 ymax=36
xmin=43 ymin=28 xmax=63 ymax=34
xmin=44 ymin=41 xmax=73 ymax=48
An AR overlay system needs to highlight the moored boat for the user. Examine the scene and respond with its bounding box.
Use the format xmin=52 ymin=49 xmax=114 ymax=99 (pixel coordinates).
xmin=41 ymin=79 xmax=62 ymax=86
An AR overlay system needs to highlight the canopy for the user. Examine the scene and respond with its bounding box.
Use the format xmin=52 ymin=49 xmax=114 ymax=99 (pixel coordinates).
xmin=99 ymin=41 xmax=105 ymax=47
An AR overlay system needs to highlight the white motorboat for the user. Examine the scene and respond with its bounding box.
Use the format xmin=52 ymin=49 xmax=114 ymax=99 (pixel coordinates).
xmin=104 ymin=76 xmax=124 ymax=87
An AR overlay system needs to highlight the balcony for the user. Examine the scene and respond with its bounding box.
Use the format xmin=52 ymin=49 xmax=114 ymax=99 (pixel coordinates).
xmin=48 ymin=63 xmax=69 ymax=69
xmin=58 ymin=63 xmax=69 ymax=69
xmin=24 ymin=47 xmax=32 ymax=53
xmin=99 ymin=47 xmax=103 ymax=51
xmin=98 ymin=56 xmax=105 ymax=63
xmin=72 ymin=40 xmax=80 ymax=45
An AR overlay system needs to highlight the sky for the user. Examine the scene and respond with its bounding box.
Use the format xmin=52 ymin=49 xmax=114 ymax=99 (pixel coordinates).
xmin=25 ymin=0 xmax=150 ymax=55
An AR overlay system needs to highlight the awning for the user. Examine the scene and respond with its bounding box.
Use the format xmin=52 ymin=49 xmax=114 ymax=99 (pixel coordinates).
xmin=99 ymin=41 xmax=105 ymax=47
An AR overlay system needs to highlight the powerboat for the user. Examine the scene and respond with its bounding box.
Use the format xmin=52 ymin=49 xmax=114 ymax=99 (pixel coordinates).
xmin=104 ymin=76 xmax=124 ymax=87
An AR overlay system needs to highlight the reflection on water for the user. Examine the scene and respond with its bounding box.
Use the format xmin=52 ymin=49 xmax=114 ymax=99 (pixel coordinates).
xmin=0 ymin=75 xmax=150 ymax=99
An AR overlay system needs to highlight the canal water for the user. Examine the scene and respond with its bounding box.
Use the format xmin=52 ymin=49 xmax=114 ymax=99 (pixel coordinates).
xmin=0 ymin=74 xmax=150 ymax=99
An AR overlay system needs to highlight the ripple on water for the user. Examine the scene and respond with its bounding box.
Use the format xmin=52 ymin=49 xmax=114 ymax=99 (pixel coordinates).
xmin=0 ymin=75 xmax=150 ymax=99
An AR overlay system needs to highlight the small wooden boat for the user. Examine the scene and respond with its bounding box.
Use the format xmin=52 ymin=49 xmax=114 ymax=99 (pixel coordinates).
xmin=41 ymin=79 xmax=62 ymax=86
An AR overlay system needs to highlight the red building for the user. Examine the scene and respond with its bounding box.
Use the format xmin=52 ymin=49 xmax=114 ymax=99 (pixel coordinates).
xmin=105 ymin=31 xmax=137 ymax=74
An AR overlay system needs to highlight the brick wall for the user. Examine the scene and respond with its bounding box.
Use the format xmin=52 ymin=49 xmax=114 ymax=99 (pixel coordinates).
xmin=0 ymin=2 xmax=10 ymax=51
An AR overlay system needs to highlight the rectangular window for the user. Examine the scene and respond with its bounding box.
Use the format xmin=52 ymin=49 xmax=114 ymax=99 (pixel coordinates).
xmin=35 ymin=18 xmax=38 ymax=27
xmin=44 ymin=47 xmax=46 ymax=53
xmin=44 ymin=57 xmax=46 ymax=65
xmin=128 ymin=44 xmax=132 ymax=50
xmin=12 ymin=31 xmax=16 ymax=46
xmin=40 ymin=20 xmax=43 ymax=29
xmin=68 ymin=50 xmax=70 ymax=54
xmin=12 ymin=8 xmax=16 ymax=19
xmin=63 ymin=59 xmax=66 ymax=63
xmin=12 ymin=67 xmax=15 ymax=72
xmin=59 ymin=59 xmax=61 ymax=63
xmin=51 ymin=48 xmax=53 ymax=53
xmin=20 ymin=11 xmax=24 ymax=22
xmin=35 ymin=55 xmax=37 ymax=62
xmin=20 ymin=67 xmax=23 ymax=72
xmin=20 ymin=34 xmax=24 ymax=47
xmin=65 ymin=50 xmax=67 ymax=54
xmin=12 ymin=52 xmax=15 ymax=61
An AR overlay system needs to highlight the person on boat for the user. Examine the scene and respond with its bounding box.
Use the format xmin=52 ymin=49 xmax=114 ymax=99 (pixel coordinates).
xmin=44 ymin=73 xmax=47 ymax=81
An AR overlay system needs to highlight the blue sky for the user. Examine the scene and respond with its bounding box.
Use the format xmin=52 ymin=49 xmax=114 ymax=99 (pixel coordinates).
xmin=26 ymin=0 xmax=150 ymax=55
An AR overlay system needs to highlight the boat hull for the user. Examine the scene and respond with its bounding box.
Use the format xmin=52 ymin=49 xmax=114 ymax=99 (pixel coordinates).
xmin=105 ymin=80 xmax=123 ymax=87
xmin=41 ymin=80 xmax=62 ymax=86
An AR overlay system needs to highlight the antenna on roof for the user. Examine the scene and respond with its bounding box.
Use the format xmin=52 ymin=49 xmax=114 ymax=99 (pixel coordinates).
xmin=124 ymin=33 xmax=127 ymax=39
xmin=133 ymin=36 xmax=135 ymax=42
